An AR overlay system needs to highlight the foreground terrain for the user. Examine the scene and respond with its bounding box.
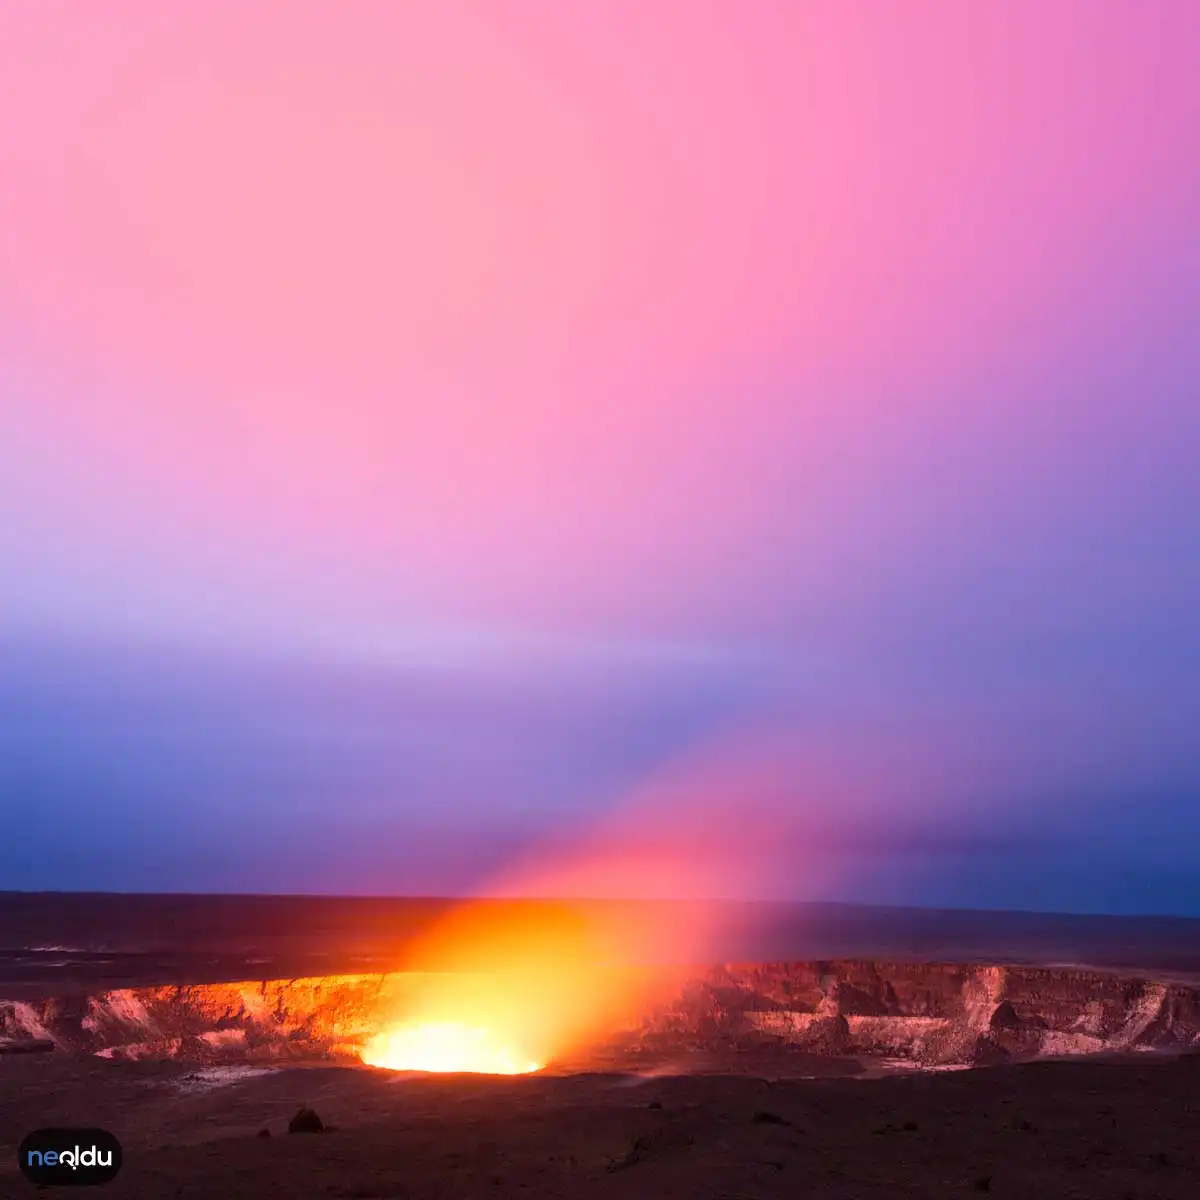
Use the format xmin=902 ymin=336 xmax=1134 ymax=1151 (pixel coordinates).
xmin=1 ymin=1051 xmax=1197 ymax=1198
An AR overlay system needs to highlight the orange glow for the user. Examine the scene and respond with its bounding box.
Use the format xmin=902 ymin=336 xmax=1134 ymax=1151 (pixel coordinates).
xmin=360 ymin=1021 xmax=541 ymax=1075
xmin=358 ymin=744 xmax=777 ymax=1073
xmin=356 ymin=902 xmax=668 ymax=1074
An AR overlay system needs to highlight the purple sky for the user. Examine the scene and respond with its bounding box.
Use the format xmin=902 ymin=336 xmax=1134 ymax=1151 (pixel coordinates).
xmin=1 ymin=1 xmax=1197 ymax=911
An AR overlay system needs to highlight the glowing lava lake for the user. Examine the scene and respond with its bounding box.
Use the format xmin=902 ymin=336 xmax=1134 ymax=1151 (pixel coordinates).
xmin=359 ymin=1021 xmax=543 ymax=1075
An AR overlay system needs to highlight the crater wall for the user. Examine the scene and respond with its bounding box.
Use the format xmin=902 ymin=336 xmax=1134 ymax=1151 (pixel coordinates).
xmin=3 ymin=962 xmax=1198 ymax=1068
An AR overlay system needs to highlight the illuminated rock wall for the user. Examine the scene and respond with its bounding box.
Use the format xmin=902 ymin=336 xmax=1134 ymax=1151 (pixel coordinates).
xmin=3 ymin=962 xmax=1198 ymax=1067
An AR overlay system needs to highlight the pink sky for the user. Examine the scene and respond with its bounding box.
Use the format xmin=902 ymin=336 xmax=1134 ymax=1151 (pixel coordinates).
xmin=4 ymin=1 xmax=1194 ymax=643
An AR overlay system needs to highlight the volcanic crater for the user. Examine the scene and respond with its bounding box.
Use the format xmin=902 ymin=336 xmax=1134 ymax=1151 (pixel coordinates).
xmin=5 ymin=960 xmax=1199 ymax=1073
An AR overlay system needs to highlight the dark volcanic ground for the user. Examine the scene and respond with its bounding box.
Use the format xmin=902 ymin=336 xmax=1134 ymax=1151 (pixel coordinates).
xmin=4 ymin=895 xmax=1200 ymax=997
xmin=2 ymin=1051 xmax=1198 ymax=1198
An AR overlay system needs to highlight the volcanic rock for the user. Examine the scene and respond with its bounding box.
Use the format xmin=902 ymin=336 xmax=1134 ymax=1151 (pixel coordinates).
xmin=751 ymin=1109 xmax=788 ymax=1125
xmin=288 ymin=1106 xmax=324 ymax=1134
xmin=989 ymin=999 xmax=1024 ymax=1029
xmin=0 ymin=1036 xmax=55 ymax=1054
xmin=5 ymin=961 xmax=1200 ymax=1069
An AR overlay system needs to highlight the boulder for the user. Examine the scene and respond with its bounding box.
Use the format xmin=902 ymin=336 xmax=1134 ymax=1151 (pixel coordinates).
xmin=288 ymin=1106 xmax=324 ymax=1134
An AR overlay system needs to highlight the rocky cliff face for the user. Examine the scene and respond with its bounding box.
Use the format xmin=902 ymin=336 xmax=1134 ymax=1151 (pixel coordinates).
xmin=0 ymin=974 xmax=408 ymax=1063
xmin=617 ymin=961 xmax=1200 ymax=1065
xmin=3 ymin=962 xmax=1198 ymax=1068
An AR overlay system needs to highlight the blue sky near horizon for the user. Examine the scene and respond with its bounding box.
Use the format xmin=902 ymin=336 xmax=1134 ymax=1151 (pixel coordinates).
xmin=3 ymin=632 xmax=1198 ymax=915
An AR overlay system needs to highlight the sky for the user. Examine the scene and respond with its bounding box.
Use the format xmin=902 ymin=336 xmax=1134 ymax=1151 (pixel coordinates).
xmin=1 ymin=1 xmax=1197 ymax=912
